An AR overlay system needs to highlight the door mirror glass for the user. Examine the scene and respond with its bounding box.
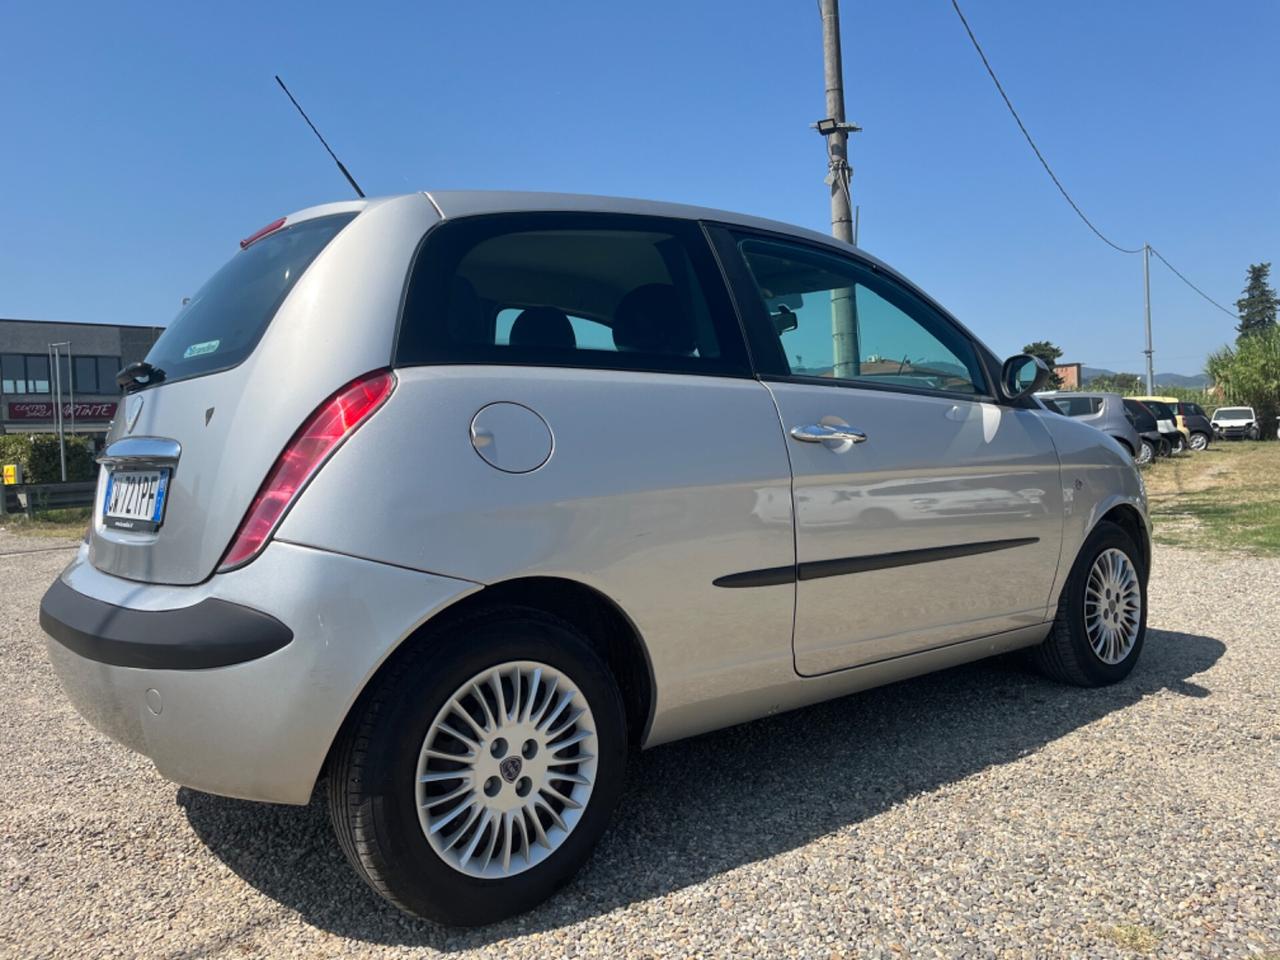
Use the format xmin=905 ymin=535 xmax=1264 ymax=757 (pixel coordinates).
xmin=1001 ymin=354 xmax=1050 ymax=400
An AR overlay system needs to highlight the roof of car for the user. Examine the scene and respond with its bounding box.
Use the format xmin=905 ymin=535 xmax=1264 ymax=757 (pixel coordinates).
xmin=424 ymin=189 xmax=854 ymax=248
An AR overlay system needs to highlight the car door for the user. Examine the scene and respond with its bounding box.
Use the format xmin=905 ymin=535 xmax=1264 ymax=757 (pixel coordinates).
xmin=710 ymin=226 xmax=1063 ymax=676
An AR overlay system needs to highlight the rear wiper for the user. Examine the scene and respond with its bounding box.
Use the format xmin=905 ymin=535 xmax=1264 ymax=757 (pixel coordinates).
xmin=116 ymin=361 xmax=166 ymax=393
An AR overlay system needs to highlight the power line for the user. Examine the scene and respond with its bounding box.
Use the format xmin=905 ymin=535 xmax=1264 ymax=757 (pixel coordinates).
xmin=948 ymin=0 xmax=1240 ymax=323
xmin=948 ymin=0 xmax=1142 ymax=255
xmin=1148 ymin=246 xmax=1237 ymax=318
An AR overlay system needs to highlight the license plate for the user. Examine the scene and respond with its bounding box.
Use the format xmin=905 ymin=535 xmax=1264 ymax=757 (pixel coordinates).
xmin=103 ymin=469 xmax=170 ymax=532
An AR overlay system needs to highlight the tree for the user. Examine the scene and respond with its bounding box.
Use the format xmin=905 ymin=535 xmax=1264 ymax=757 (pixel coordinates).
xmin=1022 ymin=340 xmax=1064 ymax=388
xmin=1085 ymin=371 xmax=1144 ymax=395
xmin=1206 ymin=324 xmax=1280 ymax=438
xmin=1236 ymin=262 xmax=1278 ymax=340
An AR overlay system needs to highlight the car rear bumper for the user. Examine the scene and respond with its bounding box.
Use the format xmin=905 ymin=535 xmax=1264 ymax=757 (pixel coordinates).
xmin=41 ymin=541 xmax=478 ymax=804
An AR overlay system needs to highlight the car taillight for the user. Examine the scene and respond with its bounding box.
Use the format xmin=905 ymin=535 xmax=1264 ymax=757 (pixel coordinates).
xmin=218 ymin=369 xmax=396 ymax=571
xmin=240 ymin=217 xmax=287 ymax=249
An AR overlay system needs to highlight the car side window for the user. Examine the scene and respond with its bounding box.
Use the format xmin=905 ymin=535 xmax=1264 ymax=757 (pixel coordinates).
xmin=730 ymin=235 xmax=988 ymax=396
xmin=397 ymin=213 xmax=750 ymax=376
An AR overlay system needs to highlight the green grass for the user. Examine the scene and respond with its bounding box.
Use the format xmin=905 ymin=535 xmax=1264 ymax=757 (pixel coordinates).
xmin=1143 ymin=441 xmax=1280 ymax=554
xmin=1104 ymin=924 xmax=1164 ymax=953
xmin=0 ymin=505 xmax=91 ymax=538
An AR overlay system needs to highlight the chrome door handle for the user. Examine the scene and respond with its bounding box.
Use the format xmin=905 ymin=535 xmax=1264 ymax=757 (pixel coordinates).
xmin=789 ymin=423 xmax=868 ymax=444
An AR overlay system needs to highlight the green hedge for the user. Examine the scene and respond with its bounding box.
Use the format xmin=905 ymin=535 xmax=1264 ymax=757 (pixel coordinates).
xmin=0 ymin=434 xmax=96 ymax=483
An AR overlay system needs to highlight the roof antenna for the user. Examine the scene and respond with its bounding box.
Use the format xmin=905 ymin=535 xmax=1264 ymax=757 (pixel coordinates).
xmin=274 ymin=74 xmax=365 ymax=198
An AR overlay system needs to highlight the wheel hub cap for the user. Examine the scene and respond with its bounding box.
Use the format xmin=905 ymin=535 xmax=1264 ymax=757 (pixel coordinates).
xmin=1084 ymin=548 xmax=1141 ymax=664
xmin=415 ymin=660 xmax=598 ymax=878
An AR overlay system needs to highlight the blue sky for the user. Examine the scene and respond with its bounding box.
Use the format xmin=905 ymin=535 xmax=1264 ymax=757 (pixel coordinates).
xmin=1 ymin=1 xmax=1275 ymax=376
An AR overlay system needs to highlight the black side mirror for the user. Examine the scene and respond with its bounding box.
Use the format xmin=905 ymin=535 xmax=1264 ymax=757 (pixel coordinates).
xmin=1000 ymin=354 xmax=1051 ymax=401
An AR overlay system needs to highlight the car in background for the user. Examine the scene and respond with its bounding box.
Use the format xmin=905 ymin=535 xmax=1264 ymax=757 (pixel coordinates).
xmin=1037 ymin=391 xmax=1142 ymax=461
xmin=1122 ymin=399 xmax=1171 ymax=462
xmin=1172 ymin=401 xmax=1214 ymax=450
xmin=1131 ymin=398 xmax=1186 ymax=453
xmin=1132 ymin=395 xmax=1212 ymax=451
xmin=1211 ymin=406 xmax=1260 ymax=440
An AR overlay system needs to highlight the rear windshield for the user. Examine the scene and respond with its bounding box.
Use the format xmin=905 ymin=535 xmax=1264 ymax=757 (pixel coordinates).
xmin=1214 ymin=407 xmax=1254 ymax=419
xmin=143 ymin=213 xmax=356 ymax=385
xmin=1122 ymin=399 xmax=1156 ymax=429
xmin=1142 ymin=400 xmax=1175 ymax=419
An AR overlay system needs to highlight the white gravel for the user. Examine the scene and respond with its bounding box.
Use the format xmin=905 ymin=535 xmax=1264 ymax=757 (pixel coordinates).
xmin=2 ymin=533 xmax=1277 ymax=958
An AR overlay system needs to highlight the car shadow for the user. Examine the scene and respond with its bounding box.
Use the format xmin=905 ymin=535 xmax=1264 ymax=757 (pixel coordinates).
xmin=179 ymin=628 xmax=1222 ymax=950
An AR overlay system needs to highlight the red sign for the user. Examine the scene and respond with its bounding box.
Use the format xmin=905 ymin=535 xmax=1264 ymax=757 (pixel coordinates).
xmin=6 ymin=401 xmax=118 ymax=421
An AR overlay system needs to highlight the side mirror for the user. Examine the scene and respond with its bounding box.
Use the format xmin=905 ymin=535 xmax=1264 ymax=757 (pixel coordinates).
xmin=1000 ymin=354 xmax=1051 ymax=401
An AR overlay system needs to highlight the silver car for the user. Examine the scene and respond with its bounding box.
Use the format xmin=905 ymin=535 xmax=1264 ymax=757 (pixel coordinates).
xmin=40 ymin=192 xmax=1151 ymax=925
xmin=1037 ymin=391 xmax=1146 ymax=462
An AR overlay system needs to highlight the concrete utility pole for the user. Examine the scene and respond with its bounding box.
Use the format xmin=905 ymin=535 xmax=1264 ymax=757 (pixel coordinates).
xmin=820 ymin=0 xmax=853 ymax=244
xmin=816 ymin=0 xmax=862 ymax=376
xmin=1142 ymin=244 xmax=1154 ymax=394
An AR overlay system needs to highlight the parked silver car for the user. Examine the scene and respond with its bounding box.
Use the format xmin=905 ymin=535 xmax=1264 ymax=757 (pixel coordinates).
xmin=1037 ymin=391 xmax=1146 ymax=462
xmin=40 ymin=192 xmax=1151 ymax=925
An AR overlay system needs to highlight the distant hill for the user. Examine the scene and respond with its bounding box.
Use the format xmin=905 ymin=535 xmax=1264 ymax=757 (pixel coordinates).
xmin=1079 ymin=366 xmax=1209 ymax=389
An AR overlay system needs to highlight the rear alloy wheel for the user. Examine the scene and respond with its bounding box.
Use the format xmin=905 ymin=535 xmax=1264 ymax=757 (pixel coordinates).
xmin=1189 ymin=432 xmax=1210 ymax=451
xmin=416 ymin=661 xmax=598 ymax=880
xmin=1135 ymin=440 xmax=1154 ymax=465
xmin=1171 ymin=434 xmax=1187 ymax=454
xmin=328 ymin=607 xmax=626 ymax=925
xmin=1031 ymin=520 xmax=1147 ymax=686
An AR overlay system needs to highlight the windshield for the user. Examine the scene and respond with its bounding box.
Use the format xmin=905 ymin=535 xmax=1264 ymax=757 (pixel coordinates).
xmin=1214 ymin=407 xmax=1254 ymax=420
xmin=143 ymin=213 xmax=356 ymax=386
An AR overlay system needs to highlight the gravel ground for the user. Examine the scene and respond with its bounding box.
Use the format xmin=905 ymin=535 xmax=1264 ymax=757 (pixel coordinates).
xmin=2 ymin=534 xmax=1277 ymax=959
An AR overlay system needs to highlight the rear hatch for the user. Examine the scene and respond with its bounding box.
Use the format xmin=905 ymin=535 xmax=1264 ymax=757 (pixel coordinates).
xmin=89 ymin=196 xmax=438 ymax=585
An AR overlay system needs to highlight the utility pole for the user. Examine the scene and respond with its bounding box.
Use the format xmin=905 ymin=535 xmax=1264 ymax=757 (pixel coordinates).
xmin=820 ymin=0 xmax=853 ymax=244
xmin=816 ymin=0 xmax=862 ymax=376
xmin=1143 ymin=244 xmax=1154 ymax=394
xmin=49 ymin=341 xmax=70 ymax=482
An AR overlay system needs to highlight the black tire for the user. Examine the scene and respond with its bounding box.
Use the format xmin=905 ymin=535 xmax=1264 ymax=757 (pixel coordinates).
xmin=1170 ymin=434 xmax=1187 ymax=454
xmin=1030 ymin=520 xmax=1148 ymax=686
xmin=1247 ymin=426 xmax=1261 ymax=441
xmin=327 ymin=606 xmax=627 ymax=925
xmin=1157 ymin=438 xmax=1172 ymax=457
xmin=1136 ymin=439 xmax=1154 ymax=465
xmin=1189 ymin=431 xmax=1210 ymax=451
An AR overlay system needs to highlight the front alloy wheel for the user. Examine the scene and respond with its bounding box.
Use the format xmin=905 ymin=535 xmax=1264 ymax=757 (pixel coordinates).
xmin=1031 ymin=520 xmax=1147 ymax=686
xmin=1083 ymin=548 xmax=1142 ymax=664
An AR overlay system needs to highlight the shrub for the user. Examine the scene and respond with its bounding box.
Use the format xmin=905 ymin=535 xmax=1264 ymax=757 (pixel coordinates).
xmin=0 ymin=433 xmax=96 ymax=483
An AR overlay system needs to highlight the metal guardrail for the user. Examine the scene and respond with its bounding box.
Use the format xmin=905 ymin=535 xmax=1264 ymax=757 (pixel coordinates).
xmin=1 ymin=481 xmax=96 ymax=518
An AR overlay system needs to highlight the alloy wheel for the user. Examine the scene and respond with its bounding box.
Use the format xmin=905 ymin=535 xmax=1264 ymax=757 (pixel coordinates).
xmin=1084 ymin=548 xmax=1141 ymax=664
xmin=415 ymin=661 xmax=598 ymax=879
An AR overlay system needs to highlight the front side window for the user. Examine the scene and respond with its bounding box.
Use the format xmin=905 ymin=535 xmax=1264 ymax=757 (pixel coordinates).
xmin=397 ymin=214 xmax=749 ymax=376
xmin=732 ymin=236 xmax=987 ymax=396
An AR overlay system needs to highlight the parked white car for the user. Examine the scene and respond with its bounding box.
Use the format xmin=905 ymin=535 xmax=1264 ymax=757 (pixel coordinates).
xmin=1211 ymin=406 xmax=1261 ymax=440
xmin=40 ymin=192 xmax=1151 ymax=925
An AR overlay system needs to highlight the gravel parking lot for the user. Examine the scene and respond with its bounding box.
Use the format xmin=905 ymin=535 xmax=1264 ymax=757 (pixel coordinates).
xmin=2 ymin=532 xmax=1277 ymax=959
